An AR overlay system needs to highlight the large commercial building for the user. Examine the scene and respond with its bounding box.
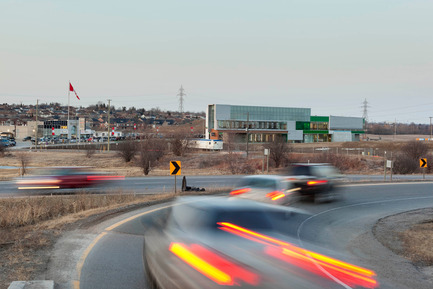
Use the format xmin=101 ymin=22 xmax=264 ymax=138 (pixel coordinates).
xmin=206 ymin=104 xmax=364 ymax=143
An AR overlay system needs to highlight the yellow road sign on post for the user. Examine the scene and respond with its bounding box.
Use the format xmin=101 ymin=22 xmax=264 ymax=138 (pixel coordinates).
xmin=170 ymin=161 xmax=181 ymax=175
xmin=420 ymin=158 xmax=427 ymax=168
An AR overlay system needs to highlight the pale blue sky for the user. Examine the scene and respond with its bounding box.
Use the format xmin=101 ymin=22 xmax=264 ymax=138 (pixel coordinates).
xmin=1 ymin=0 xmax=433 ymax=123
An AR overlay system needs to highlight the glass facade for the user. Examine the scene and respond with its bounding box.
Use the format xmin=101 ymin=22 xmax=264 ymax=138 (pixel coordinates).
xmin=217 ymin=120 xmax=287 ymax=130
xmin=229 ymin=105 xmax=310 ymax=121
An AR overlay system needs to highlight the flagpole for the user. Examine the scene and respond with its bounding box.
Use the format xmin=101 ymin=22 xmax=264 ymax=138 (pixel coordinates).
xmin=68 ymin=81 xmax=70 ymax=140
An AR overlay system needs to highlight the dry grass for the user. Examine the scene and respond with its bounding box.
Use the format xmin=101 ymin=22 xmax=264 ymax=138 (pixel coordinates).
xmin=0 ymin=189 xmax=225 ymax=289
xmin=401 ymin=221 xmax=433 ymax=266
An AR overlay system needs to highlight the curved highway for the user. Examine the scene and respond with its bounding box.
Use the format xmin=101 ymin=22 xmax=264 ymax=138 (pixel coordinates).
xmin=46 ymin=182 xmax=433 ymax=289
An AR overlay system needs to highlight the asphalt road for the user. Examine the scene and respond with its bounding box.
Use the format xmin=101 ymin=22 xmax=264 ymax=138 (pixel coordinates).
xmin=44 ymin=182 xmax=433 ymax=289
xmin=2 ymin=174 xmax=433 ymax=197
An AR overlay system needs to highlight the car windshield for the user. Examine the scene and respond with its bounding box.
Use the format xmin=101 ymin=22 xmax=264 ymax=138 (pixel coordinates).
xmin=239 ymin=178 xmax=278 ymax=190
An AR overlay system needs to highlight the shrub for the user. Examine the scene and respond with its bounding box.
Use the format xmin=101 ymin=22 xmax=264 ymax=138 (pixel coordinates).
xmin=117 ymin=139 xmax=137 ymax=162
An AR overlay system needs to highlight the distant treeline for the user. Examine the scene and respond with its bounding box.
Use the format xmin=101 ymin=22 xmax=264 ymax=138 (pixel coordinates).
xmin=368 ymin=122 xmax=431 ymax=135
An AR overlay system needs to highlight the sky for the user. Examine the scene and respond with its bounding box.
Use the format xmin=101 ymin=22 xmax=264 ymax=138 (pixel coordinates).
xmin=1 ymin=0 xmax=433 ymax=123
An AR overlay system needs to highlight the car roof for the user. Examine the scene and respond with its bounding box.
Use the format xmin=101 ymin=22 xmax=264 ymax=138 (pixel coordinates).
xmin=292 ymin=163 xmax=332 ymax=166
xmin=241 ymin=175 xmax=286 ymax=180
xmin=174 ymin=196 xmax=280 ymax=211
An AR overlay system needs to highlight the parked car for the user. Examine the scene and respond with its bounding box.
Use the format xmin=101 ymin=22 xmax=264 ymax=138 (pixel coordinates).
xmin=0 ymin=138 xmax=11 ymax=147
xmin=22 ymin=136 xmax=32 ymax=141
xmin=230 ymin=175 xmax=299 ymax=205
xmin=287 ymin=163 xmax=344 ymax=202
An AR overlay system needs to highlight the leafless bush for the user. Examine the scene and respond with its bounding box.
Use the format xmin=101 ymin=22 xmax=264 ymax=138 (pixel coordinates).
xmin=0 ymin=144 xmax=6 ymax=157
xmin=117 ymin=139 xmax=137 ymax=162
xmin=198 ymin=156 xmax=224 ymax=169
xmin=223 ymin=154 xmax=257 ymax=174
xmin=392 ymin=141 xmax=429 ymax=174
xmin=402 ymin=141 xmax=429 ymax=160
xmin=392 ymin=153 xmax=418 ymax=174
xmin=264 ymin=137 xmax=291 ymax=168
xmin=138 ymin=137 xmax=166 ymax=175
xmin=85 ymin=144 xmax=96 ymax=158
xmin=224 ymin=133 xmax=236 ymax=153
xmin=16 ymin=152 xmax=30 ymax=176
xmin=288 ymin=153 xmax=368 ymax=173
xmin=171 ymin=129 xmax=191 ymax=156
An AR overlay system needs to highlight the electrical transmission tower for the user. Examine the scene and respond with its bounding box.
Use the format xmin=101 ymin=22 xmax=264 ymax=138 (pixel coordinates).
xmin=177 ymin=85 xmax=186 ymax=114
xmin=362 ymin=99 xmax=369 ymax=122
xmin=361 ymin=99 xmax=370 ymax=137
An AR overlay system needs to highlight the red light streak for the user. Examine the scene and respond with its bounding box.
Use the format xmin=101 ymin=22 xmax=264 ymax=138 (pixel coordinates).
xmin=217 ymin=222 xmax=378 ymax=288
xmin=307 ymin=180 xmax=328 ymax=186
xmin=169 ymin=242 xmax=259 ymax=286
xmin=230 ymin=188 xmax=251 ymax=195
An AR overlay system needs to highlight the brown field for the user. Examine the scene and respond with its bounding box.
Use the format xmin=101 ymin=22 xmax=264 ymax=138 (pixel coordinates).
xmin=401 ymin=221 xmax=433 ymax=266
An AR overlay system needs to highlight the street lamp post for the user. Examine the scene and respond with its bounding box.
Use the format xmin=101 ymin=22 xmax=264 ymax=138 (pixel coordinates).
xmin=430 ymin=116 xmax=432 ymax=140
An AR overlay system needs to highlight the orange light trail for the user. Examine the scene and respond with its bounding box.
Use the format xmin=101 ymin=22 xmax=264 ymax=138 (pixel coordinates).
xmin=169 ymin=242 xmax=259 ymax=286
xmin=217 ymin=222 xmax=378 ymax=288
xmin=230 ymin=188 xmax=251 ymax=196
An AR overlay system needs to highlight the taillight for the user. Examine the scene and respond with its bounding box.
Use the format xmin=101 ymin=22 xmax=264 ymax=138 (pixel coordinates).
xmin=169 ymin=242 xmax=259 ymax=286
xmin=266 ymin=191 xmax=285 ymax=201
xmin=307 ymin=180 xmax=328 ymax=186
xmin=230 ymin=188 xmax=251 ymax=196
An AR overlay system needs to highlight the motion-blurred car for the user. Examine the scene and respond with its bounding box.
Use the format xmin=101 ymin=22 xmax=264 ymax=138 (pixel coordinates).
xmin=144 ymin=196 xmax=379 ymax=289
xmin=287 ymin=163 xmax=343 ymax=202
xmin=15 ymin=167 xmax=124 ymax=190
xmin=230 ymin=175 xmax=300 ymax=205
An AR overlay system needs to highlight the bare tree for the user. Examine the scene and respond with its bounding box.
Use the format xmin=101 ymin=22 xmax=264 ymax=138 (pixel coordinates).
xmin=16 ymin=152 xmax=30 ymax=176
xmin=224 ymin=132 xmax=236 ymax=154
xmin=264 ymin=136 xmax=291 ymax=168
xmin=138 ymin=137 xmax=166 ymax=175
xmin=402 ymin=141 xmax=429 ymax=160
xmin=117 ymin=139 xmax=137 ymax=162
xmin=85 ymin=144 xmax=96 ymax=158
xmin=171 ymin=129 xmax=191 ymax=156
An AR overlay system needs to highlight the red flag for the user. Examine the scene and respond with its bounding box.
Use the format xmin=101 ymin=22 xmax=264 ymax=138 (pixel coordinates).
xmin=69 ymin=82 xmax=80 ymax=100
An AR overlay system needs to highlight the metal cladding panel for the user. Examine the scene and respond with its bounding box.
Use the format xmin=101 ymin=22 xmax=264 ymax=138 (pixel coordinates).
xmin=214 ymin=105 xmax=231 ymax=120
xmin=330 ymin=131 xmax=352 ymax=142
xmin=329 ymin=116 xmax=363 ymax=130
xmin=287 ymin=129 xmax=303 ymax=141
xmin=286 ymin=121 xmax=296 ymax=130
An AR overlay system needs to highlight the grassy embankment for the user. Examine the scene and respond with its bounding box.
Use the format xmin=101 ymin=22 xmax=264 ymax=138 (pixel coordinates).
xmin=0 ymin=189 xmax=225 ymax=289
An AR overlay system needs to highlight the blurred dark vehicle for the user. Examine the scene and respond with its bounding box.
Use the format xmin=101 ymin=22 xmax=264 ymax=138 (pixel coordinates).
xmin=230 ymin=175 xmax=299 ymax=205
xmin=287 ymin=163 xmax=343 ymax=202
xmin=22 ymin=136 xmax=32 ymax=141
xmin=144 ymin=196 xmax=378 ymax=289
xmin=15 ymin=167 xmax=124 ymax=190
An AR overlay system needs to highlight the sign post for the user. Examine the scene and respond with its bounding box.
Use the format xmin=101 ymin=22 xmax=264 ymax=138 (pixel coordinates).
xmin=170 ymin=161 xmax=181 ymax=194
xmin=386 ymin=160 xmax=393 ymax=182
xmin=420 ymin=158 xmax=427 ymax=180
xmin=264 ymin=149 xmax=270 ymax=174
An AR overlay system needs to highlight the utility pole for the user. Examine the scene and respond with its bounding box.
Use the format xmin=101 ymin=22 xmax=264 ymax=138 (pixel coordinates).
xmin=246 ymin=112 xmax=249 ymax=158
xmin=35 ymin=99 xmax=39 ymax=151
xmin=430 ymin=116 xmax=432 ymax=141
xmin=177 ymin=85 xmax=186 ymax=115
xmin=107 ymin=99 xmax=111 ymax=152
